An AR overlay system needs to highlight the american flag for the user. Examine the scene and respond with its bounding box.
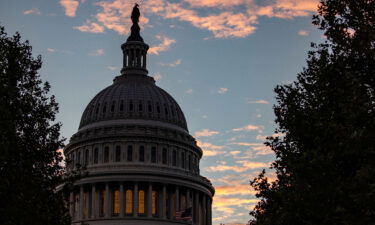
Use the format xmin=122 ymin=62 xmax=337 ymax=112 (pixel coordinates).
xmin=175 ymin=207 xmax=192 ymax=221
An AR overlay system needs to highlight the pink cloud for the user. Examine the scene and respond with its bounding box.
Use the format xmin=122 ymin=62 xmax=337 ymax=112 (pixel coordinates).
xmin=197 ymin=140 xmax=224 ymax=157
xmin=183 ymin=0 xmax=246 ymax=8
xmin=74 ymin=20 xmax=105 ymax=33
xmin=149 ymin=35 xmax=176 ymax=55
xmin=232 ymin=124 xmax=263 ymax=132
xmin=60 ymin=0 xmax=79 ymax=17
xmin=195 ymin=129 xmax=219 ymax=137
xmin=298 ymin=30 xmax=309 ymax=36
xmin=23 ymin=8 xmax=41 ymax=15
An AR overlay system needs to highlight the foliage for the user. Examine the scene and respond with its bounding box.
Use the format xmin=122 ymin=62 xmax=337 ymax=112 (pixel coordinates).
xmin=249 ymin=1 xmax=375 ymax=225
xmin=0 ymin=26 xmax=72 ymax=225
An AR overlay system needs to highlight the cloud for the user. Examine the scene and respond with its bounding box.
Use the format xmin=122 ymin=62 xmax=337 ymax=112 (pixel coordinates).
xmin=206 ymin=161 xmax=268 ymax=172
xmin=247 ymin=99 xmax=269 ymax=104
xmin=232 ymin=124 xmax=263 ymax=132
xmin=88 ymin=49 xmax=104 ymax=56
xmin=218 ymin=87 xmax=228 ymax=94
xmin=153 ymin=72 xmax=163 ymax=81
xmin=107 ymin=66 xmax=118 ymax=71
xmin=215 ymin=184 xmax=256 ymax=196
xmin=195 ymin=129 xmax=219 ymax=137
xmin=186 ymin=89 xmax=193 ymax=94
xmin=23 ymin=8 xmax=41 ymax=15
xmin=74 ymin=20 xmax=105 ymax=33
xmin=159 ymin=59 xmax=182 ymax=67
xmin=46 ymin=48 xmax=74 ymax=54
xmin=298 ymin=30 xmax=309 ymax=36
xmin=149 ymin=35 xmax=176 ymax=55
xmin=184 ymin=0 xmax=246 ymax=8
xmin=47 ymin=48 xmax=56 ymax=53
xmin=197 ymin=140 xmax=224 ymax=157
xmin=60 ymin=0 xmax=79 ymax=17
xmin=254 ymin=0 xmax=319 ymax=19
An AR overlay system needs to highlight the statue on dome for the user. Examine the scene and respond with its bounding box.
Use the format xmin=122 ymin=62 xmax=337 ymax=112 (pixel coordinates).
xmin=131 ymin=3 xmax=140 ymax=25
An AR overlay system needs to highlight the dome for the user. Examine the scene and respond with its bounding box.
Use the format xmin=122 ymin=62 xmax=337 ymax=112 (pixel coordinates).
xmin=79 ymin=74 xmax=188 ymax=131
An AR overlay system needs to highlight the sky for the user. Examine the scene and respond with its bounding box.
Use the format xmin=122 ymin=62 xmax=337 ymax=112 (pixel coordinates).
xmin=0 ymin=0 xmax=324 ymax=224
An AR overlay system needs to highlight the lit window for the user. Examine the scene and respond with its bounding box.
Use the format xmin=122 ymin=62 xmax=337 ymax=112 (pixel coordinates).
xmin=138 ymin=190 xmax=145 ymax=214
xmin=112 ymin=189 xmax=120 ymax=216
xmin=125 ymin=190 xmax=133 ymax=214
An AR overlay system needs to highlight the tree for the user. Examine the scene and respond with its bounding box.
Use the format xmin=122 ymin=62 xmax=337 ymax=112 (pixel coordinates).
xmin=0 ymin=26 xmax=71 ymax=225
xmin=250 ymin=1 xmax=375 ymax=225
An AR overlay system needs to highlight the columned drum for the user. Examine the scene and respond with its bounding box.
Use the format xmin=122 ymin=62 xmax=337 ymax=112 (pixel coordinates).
xmin=64 ymin=4 xmax=214 ymax=225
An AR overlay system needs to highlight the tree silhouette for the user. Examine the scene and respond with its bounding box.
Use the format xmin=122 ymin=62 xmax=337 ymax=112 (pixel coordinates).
xmin=250 ymin=1 xmax=375 ymax=225
xmin=0 ymin=26 xmax=71 ymax=225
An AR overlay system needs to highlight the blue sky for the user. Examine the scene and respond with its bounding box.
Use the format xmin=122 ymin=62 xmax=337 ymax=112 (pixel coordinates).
xmin=0 ymin=0 xmax=323 ymax=223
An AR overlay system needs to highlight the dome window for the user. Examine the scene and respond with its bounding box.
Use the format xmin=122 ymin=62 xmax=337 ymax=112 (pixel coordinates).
xmin=148 ymin=101 xmax=152 ymax=112
xmin=181 ymin=152 xmax=185 ymax=169
xmin=104 ymin=147 xmax=109 ymax=163
xmin=172 ymin=150 xmax=177 ymax=166
xmin=164 ymin=104 xmax=168 ymax=116
xmin=120 ymin=100 xmax=124 ymax=111
xmin=129 ymin=101 xmax=134 ymax=111
xmin=111 ymin=101 xmax=115 ymax=112
xmin=85 ymin=149 xmax=89 ymax=166
xmin=115 ymin=146 xmax=121 ymax=162
xmin=138 ymin=101 xmax=143 ymax=111
xmin=102 ymin=103 xmax=107 ymax=113
xmin=151 ymin=147 xmax=156 ymax=163
xmin=127 ymin=145 xmax=133 ymax=161
xmin=77 ymin=151 xmax=81 ymax=165
xmin=93 ymin=148 xmax=98 ymax=164
xmin=96 ymin=104 xmax=100 ymax=114
xmin=139 ymin=146 xmax=145 ymax=162
xmin=162 ymin=148 xmax=168 ymax=164
xmin=156 ymin=104 xmax=160 ymax=114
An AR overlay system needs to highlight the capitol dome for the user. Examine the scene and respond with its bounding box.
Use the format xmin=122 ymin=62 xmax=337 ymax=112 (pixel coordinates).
xmin=64 ymin=4 xmax=214 ymax=225
xmin=79 ymin=74 xmax=188 ymax=131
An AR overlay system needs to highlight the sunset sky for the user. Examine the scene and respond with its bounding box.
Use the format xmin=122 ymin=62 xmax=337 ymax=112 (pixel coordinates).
xmin=1 ymin=0 xmax=324 ymax=223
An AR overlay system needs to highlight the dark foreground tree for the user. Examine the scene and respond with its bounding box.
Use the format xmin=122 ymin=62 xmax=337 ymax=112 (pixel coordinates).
xmin=0 ymin=26 xmax=71 ymax=225
xmin=250 ymin=1 xmax=375 ymax=225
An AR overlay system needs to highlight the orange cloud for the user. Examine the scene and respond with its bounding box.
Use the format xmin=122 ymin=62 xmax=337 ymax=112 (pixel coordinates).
xmin=197 ymin=140 xmax=224 ymax=157
xmin=298 ymin=30 xmax=309 ymax=36
xmin=60 ymin=0 xmax=79 ymax=17
xmin=195 ymin=129 xmax=219 ymax=137
xmin=74 ymin=20 xmax=105 ymax=33
xmin=247 ymin=99 xmax=269 ymax=104
xmin=23 ymin=8 xmax=41 ymax=15
xmin=149 ymin=35 xmax=176 ymax=55
xmin=254 ymin=0 xmax=318 ymax=19
xmin=232 ymin=124 xmax=263 ymax=132
xmin=184 ymin=0 xmax=246 ymax=8
xmin=215 ymin=184 xmax=257 ymax=196
xmin=206 ymin=161 xmax=268 ymax=172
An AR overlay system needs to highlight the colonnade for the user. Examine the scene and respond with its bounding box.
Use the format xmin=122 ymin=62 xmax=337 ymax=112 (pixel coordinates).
xmin=70 ymin=181 xmax=212 ymax=225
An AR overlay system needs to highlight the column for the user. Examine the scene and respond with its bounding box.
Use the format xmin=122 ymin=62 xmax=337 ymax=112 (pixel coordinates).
xmin=105 ymin=183 xmax=110 ymax=218
xmin=175 ymin=186 xmax=180 ymax=212
xmin=133 ymin=182 xmax=138 ymax=217
xmin=91 ymin=184 xmax=96 ymax=219
xmin=85 ymin=189 xmax=90 ymax=219
xmin=208 ymin=198 xmax=212 ymax=225
xmin=162 ymin=184 xmax=167 ymax=219
xmin=143 ymin=51 xmax=146 ymax=68
xmin=194 ymin=191 xmax=199 ymax=224
xmin=120 ymin=183 xmax=124 ymax=217
xmin=147 ymin=183 xmax=152 ymax=218
xmin=69 ymin=191 xmax=74 ymax=217
xmin=79 ymin=185 xmax=84 ymax=220
xmin=169 ymin=190 xmax=174 ymax=219
xmin=202 ymin=195 xmax=206 ymax=225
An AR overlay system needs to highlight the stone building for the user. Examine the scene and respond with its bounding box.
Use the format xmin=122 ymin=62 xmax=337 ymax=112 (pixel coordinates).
xmin=64 ymin=4 xmax=215 ymax=225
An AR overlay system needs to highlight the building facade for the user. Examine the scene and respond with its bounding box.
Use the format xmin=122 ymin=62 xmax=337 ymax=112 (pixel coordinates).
xmin=64 ymin=4 xmax=215 ymax=225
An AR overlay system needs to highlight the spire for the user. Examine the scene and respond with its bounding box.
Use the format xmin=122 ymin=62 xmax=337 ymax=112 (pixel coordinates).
xmin=120 ymin=3 xmax=149 ymax=76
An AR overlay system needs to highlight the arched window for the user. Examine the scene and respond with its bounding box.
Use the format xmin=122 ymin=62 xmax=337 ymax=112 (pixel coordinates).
xmin=125 ymin=190 xmax=133 ymax=214
xmin=139 ymin=146 xmax=145 ymax=162
xmin=112 ymin=189 xmax=120 ymax=216
xmin=104 ymin=147 xmax=109 ymax=163
xmin=152 ymin=191 xmax=158 ymax=216
xmin=162 ymin=148 xmax=168 ymax=165
xmin=77 ymin=151 xmax=81 ymax=165
xmin=120 ymin=100 xmax=124 ymax=111
xmin=111 ymin=101 xmax=115 ymax=112
xmin=172 ymin=150 xmax=177 ymax=166
xmin=102 ymin=102 xmax=107 ymax=113
xmin=151 ymin=147 xmax=156 ymax=163
xmin=138 ymin=190 xmax=145 ymax=215
xmin=138 ymin=101 xmax=143 ymax=111
xmin=85 ymin=149 xmax=89 ymax=165
xmin=115 ymin=146 xmax=121 ymax=162
xmin=127 ymin=145 xmax=133 ymax=161
xmin=94 ymin=148 xmax=98 ymax=164
xmin=188 ymin=154 xmax=191 ymax=171
xmin=181 ymin=152 xmax=185 ymax=169
xmin=129 ymin=101 xmax=134 ymax=111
